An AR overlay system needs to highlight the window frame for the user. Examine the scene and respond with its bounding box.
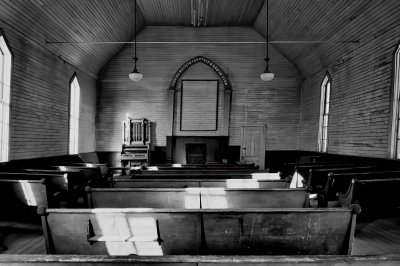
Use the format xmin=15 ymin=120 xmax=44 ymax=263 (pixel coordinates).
xmin=68 ymin=73 xmax=80 ymax=155
xmin=389 ymin=44 xmax=400 ymax=159
xmin=0 ymin=29 xmax=12 ymax=162
xmin=318 ymin=72 xmax=332 ymax=153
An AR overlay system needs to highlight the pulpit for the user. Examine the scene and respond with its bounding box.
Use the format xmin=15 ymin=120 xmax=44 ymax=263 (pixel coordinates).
xmin=121 ymin=117 xmax=151 ymax=167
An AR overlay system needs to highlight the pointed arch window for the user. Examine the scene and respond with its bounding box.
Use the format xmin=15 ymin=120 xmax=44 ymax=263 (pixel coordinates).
xmin=390 ymin=45 xmax=400 ymax=158
xmin=69 ymin=74 xmax=80 ymax=154
xmin=318 ymin=73 xmax=331 ymax=152
xmin=0 ymin=32 xmax=12 ymax=162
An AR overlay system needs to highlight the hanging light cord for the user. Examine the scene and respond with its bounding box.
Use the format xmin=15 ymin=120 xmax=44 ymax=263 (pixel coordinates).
xmin=133 ymin=0 xmax=138 ymax=72
xmin=264 ymin=0 xmax=270 ymax=72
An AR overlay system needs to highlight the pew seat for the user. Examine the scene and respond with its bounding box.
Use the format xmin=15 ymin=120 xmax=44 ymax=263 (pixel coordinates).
xmin=38 ymin=206 xmax=360 ymax=256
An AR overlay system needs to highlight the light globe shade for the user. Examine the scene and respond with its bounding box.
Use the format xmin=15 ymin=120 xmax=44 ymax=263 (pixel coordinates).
xmin=260 ymin=72 xmax=274 ymax=81
xmin=129 ymin=72 xmax=143 ymax=81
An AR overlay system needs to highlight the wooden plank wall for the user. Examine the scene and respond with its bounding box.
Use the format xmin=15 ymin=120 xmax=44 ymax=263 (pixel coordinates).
xmin=0 ymin=21 xmax=97 ymax=159
xmin=299 ymin=2 xmax=400 ymax=158
xmin=98 ymin=26 xmax=301 ymax=153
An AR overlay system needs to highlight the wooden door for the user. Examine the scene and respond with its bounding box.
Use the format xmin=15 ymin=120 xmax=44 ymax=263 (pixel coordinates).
xmin=241 ymin=126 xmax=266 ymax=170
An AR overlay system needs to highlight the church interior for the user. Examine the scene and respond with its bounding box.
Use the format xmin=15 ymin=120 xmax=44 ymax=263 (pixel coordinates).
xmin=1 ymin=0 xmax=400 ymax=265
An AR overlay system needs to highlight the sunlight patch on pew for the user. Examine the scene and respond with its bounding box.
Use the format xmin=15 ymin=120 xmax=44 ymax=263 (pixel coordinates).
xmin=127 ymin=217 xmax=163 ymax=256
xmin=225 ymin=179 xmax=260 ymax=188
xmin=18 ymin=180 xmax=37 ymax=206
xmin=200 ymin=188 xmax=228 ymax=208
xmin=93 ymin=213 xmax=163 ymax=256
xmin=184 ymin=187 xmax=202 ymax=209
xmin=145 ymin=166 xmax=159 ymax=171
xmin=251 ymin=173 xmax=280 ymax=180
xmin=290 ymin=171 xmax=305 ymax=188
xmin=172 ymin=164 xmax=182 ymax=167
xmin=63 ymin=173 xmax=68 ymax=184
xmin=59 ymin=166 xmax=67 ymax=171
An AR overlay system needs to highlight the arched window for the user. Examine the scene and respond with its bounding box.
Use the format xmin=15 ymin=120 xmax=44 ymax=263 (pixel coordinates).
xmin=0 ymin=31 xmax=12 ymax=162
xmin=69 ymin=74 xmax=80 ymax=154
xmin=318 ymin=72 xmax=331 ymax=152
xmin=390 ymin=45 xmax=400 ymax=158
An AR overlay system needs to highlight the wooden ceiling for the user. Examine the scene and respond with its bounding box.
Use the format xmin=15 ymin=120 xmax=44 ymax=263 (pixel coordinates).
xmin=0 ymin=0 xmax=397 ymax=78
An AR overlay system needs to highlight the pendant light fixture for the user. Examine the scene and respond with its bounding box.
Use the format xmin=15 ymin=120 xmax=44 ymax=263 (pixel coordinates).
xmin=129 ymin=0 xmax=143 ymax=81
xmin=260 ymin=0 xmax=274 ymax=81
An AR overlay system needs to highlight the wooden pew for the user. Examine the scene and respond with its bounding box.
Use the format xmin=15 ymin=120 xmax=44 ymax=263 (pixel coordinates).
xmin=57 ymin=162 xmax=130 ymax=180
xmin=19 ymin=169 xmax=88 ymax=207
xmin=295 ymin=164 xmax=359 ymax=181
xmin=38 ymin=205 xmax=360 ymax=255
xmin=85 ymin=187 xmax=309 ymax=208
xmin=137 ymin=169 xmax=269 ymax=175
xmin=338 ymin=178 xmax=400 ymax=213
xmin=304 ymin=166 xmax=377 ymax=207
xmin=125 ymin=172 xmax=282 ymax=180
xmin=51 ymin=166 xmax=107 ymax=187
xmin=0 ymin=172 xmax=70 ymax=209
xmin=144 ymin=164 xmax=259 ymax=171
xmin=282 ymin=161 xmax=350 ymax=176
xmin=325 ymin=170 xmax=400 ymax=208
xmin=290 ymin=163 xmax=362 ymax=188
xmin=110 ymin=178 xmax=290 ymax=189
xmin=2 ymin=254 xmax=400 ymax=265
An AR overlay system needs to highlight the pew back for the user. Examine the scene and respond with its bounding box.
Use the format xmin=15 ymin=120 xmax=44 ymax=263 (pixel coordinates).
xmin=20 ymin=169 xmax=88 ymax=207
xmin=0 ymin=172 xmax=67 ymax=209
xmin=124 ymin=172 xmax=281 ymax=180
xmin=111 ymin=178 xmax=289 ymax=189
xmin=86 ymin=188 xmax=309 ymax=209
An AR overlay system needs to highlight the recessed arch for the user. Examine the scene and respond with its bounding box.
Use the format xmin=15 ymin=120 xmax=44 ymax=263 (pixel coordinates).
xmin=169 ymin=56 xmax=231 ymax=91
xmin=166 ymin=56 xmax=232 ymax=163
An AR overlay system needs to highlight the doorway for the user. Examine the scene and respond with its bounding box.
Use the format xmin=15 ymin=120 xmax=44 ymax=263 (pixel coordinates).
xmin=241 ymin=125 xmax=266 ymax=170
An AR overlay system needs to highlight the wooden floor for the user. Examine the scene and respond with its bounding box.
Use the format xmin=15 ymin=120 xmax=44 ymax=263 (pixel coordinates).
xmin=0 ymin=221 xmax=45 ymax=254
xmin=1 ymin=213 xmax=400 ymax=256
